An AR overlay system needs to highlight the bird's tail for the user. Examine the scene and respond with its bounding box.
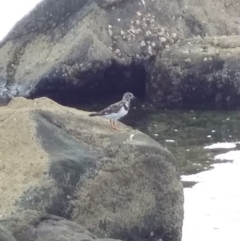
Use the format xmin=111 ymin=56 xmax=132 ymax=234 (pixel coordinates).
xmin=89 ymin=112 xmax=100 ymax=117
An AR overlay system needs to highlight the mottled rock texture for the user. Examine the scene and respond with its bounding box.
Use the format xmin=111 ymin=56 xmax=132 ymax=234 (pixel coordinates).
xmin=0 ymin=224 xmax=17 ymax=241
xmin=0 ymin=97 xmax=183 ymax=241
xmin=148 ymin=35 xmax=240 ymax=109
xmin=0 ymin=0 xmax=240 ymax=108
xmin=0 ymin=210 xmax=122 ymax=241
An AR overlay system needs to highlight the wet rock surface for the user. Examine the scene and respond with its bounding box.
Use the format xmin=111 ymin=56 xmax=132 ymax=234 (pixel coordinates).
xmin=0 ymin=0 xmax=240 ymax=107
xmin=0 ymin=97 xmax=183 ymax=241
xmin=148 ymin=35 xmax=240 ymax=109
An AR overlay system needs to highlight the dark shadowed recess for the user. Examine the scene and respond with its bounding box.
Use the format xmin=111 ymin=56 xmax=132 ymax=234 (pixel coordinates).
xmin=29 ymin=61 xmax=146 ymax=111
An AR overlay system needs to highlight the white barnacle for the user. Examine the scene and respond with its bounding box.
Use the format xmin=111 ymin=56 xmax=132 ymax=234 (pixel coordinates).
xmin=129 ymin=134 xmax=134 ymax=141
xmin=141 ymin=0 xmax=146 ymax=7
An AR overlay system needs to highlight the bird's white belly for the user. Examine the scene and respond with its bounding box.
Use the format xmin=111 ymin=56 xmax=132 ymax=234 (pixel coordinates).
xmin=102 ymin=106 xmax=128 ymax=120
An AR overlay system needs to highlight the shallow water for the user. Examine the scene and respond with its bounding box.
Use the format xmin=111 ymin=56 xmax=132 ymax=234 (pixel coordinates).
xmin=124 ymin=107 xmax=240 ymax=175
xmin=182 ymin=153 xmax=240 ymax=241
xmin=125 ymin=107 xmax=240 ymax=241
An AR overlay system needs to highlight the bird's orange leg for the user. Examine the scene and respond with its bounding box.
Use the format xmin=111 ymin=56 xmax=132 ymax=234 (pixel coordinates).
xmin=110 ymin=120 xmax=115 ymax=129
xmin=113 ymin=121 xmax=119 ymax=131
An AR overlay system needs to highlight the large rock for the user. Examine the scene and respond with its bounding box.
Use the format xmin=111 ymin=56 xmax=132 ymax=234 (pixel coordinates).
xmin=0 ymin=224 xmax=17 ymax=241
xmin=0 ymin=0 xmax=240 ymax=107
xmin=147 ymin=35 xmax=240 ymax=109
xmin=0 ymin=97 xmax=183 ymax=241
xmin=0 ymin=210 xmax=121 ymax=241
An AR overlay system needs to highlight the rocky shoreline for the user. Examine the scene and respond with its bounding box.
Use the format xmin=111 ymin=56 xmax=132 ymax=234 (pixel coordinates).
xmin=1 ymin=0 xmax=240 ymax=240
xmin=0 ymin=0 xmax=240 ymax=109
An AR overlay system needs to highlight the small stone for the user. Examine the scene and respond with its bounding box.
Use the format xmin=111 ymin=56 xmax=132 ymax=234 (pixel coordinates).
xmin=120 ymin=30 xmax=124 ymax=35
xmin=185 ymin=58 xmax=191 ymax=62
xmin=165 ymin=44 xmax=170 ymax=49
xmin=108 ymin=24 xmax=112 ymax=29
xmin=115 ymin=49 xmax=121 ymax=54
xmin=117 ymin=18 xmax=121 ymax=22
xmin=137 ymin=11 xmax=142 ymax=16
xmin=140 ymin=40 xmax=146 ymax=47
xmin=160 ymin=37 xmax=167 ymax=42
xmin=204 ymin=57 xmax=208 ymax=61
xmin=172 ymin=33 xmax=177 ymax=38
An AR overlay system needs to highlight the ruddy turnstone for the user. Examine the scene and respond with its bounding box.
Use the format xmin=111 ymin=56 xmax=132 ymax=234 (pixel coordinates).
xmin=89 ymin=92 xmax=135 ymax=130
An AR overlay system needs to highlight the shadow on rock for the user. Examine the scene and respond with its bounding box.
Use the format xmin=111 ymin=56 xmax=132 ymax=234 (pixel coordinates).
xmin=0 ymin=210 xmax=122 ymax=241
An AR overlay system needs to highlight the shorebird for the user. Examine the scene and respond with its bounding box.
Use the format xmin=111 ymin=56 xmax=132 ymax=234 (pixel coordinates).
xmin=89 ymin=92 xmax=135 ymax=130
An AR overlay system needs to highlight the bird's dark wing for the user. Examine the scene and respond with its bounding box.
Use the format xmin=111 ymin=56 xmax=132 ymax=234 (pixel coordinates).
xmin=96 ymin=101 xmax=124 ymax=116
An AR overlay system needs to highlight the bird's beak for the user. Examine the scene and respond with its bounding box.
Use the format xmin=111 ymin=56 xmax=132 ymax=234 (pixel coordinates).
xmin=133 ymin=95 xmax=137 ymax=99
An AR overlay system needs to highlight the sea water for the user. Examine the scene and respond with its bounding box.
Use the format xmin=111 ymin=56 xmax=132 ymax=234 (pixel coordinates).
xmin=128 ymin=108 xmax=240 ymax=241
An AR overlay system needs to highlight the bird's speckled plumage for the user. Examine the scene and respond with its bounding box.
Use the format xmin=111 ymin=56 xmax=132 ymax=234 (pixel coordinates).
xmin=89 ymin=92 xmax=135 ymax=130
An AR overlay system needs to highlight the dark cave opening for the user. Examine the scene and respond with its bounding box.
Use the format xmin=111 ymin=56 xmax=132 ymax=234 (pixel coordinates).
xmin=30 ymin=61 xmax=147 ymax=112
